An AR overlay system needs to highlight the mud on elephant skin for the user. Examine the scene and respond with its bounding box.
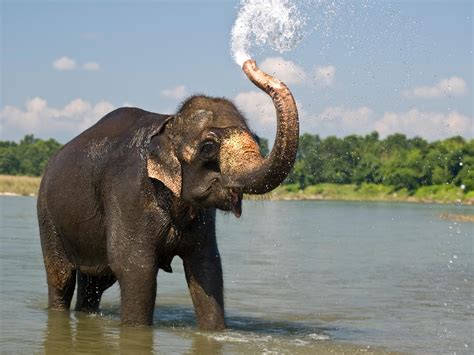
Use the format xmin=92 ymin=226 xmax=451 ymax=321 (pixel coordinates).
xmin=37 ymin=60 xmax=299 ymax=328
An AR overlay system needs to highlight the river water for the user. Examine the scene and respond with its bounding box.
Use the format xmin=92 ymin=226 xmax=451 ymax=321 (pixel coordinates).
xmin=0 ymin=196 xmax=472 ymax=354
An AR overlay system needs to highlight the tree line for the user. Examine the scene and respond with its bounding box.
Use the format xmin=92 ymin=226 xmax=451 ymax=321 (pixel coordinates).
xmin=0 ymin=135 xmax=62 ymax=176
xmin=283 ymin=132 xmax=473 ymax=192
xmin=1 ymin=133 xmax=472 ymax=192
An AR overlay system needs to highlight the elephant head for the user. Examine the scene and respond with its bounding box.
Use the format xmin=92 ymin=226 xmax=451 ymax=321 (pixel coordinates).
xmin=147 ymin=60 xmax=299 ymax=217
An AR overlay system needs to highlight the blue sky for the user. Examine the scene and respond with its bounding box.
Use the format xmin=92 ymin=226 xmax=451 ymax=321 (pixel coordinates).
xmin=1 ymin=0 xmax=472 ymax=143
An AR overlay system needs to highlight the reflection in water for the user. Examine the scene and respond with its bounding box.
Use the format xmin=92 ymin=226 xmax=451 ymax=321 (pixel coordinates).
xmin=119 ymin=327 xmax=155 ymax=354
xmin=188 ymin=334 xmax=223 ymax=355
xmin=43 ymin=311 xmax=122 ymax=354
xmin=41 ymin=306 xmax=390 ymax=354
xmin=42 ymin=310 xmax=222 ymax=354
xmin=43 ymin=312 xmax=75 ymax=353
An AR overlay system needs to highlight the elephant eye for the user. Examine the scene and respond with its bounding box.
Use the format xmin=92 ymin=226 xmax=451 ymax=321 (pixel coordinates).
xmin=199 ymin=140 xmax=219 ymax=160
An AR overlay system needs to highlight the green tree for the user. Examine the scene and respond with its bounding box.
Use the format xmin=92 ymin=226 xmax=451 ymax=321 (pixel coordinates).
xmin=287 ymin=133 xmax=323 ymax=188
xmin=1 ymin=133 xmax=472 ymax=195
xmin=354 ymin=153 xmax=382 ymax=184
xmin=0 ymin=145 xmax=21 ymax=174
xmin=0 ymin=135 xmax=62 ymax=176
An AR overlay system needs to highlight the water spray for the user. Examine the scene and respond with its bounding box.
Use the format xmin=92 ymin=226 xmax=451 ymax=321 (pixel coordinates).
xmin=231 ymin=1 xmax=301 ymax=190
xmin=230 ymin=0 xmax=306 ymax=66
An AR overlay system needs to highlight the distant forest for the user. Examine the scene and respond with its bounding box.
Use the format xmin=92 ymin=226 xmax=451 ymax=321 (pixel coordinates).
xmin=1 ymin=133 xmax=473 ymax=192
xmin=0 ymin=135 xmax=62 ymax=176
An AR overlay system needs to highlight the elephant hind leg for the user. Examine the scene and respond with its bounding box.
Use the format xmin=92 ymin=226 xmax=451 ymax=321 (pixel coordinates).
xmin=75 ymin=272 xmax=116 ymax=313
xmin=47 ymin=272 xmax=76 ymax=311
xmin=39 ymin=214 xmax=77 ymax=311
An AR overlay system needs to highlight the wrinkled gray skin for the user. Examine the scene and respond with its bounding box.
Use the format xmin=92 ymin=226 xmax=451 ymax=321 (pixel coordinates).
xmin=37 ymin=61 xmax=299 ymax=328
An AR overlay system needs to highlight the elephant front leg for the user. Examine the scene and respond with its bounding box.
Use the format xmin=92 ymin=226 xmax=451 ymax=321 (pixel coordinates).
xmin=183 ymin=248 xmax=225 ymax=331
xmin=109 ymin=238 xmax=159 ymax=326
xmin=116 ymin=265 xmax=158 ymax=326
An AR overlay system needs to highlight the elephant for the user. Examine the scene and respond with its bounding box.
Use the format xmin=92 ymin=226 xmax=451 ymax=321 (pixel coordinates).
xmin=37 ymin=60 xmax=299 ymax=329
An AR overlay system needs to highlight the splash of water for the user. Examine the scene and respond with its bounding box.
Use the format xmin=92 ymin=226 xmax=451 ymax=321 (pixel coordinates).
xmin=230 ymin=0 xmax=306 ymax=66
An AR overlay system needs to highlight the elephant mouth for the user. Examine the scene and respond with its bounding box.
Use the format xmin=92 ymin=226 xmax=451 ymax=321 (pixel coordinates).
xmin=201 ymin=179 xmax=242 ymax=218
xmin=228 ymin=189 xmax=243 ymax=218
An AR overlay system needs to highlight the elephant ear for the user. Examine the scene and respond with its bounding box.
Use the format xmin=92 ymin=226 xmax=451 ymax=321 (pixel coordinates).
xmin=147 ymin=119 xmax=182 ymax=197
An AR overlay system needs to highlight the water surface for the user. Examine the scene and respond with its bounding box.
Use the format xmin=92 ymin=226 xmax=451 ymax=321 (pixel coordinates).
xmin=1 ymin=197 xmax=472 ymax=354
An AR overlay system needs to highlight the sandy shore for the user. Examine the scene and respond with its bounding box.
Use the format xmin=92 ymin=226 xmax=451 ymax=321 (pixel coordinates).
xmin=1 ymin=174 xmax=473 ymax=207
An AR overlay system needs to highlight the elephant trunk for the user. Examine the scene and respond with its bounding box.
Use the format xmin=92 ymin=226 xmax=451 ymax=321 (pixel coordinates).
xmin=236 ymin=60 xmax=299 ymax=194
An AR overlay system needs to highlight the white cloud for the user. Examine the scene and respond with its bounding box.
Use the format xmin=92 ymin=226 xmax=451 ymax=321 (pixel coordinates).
xmin=312 ymin=65 xmax=336 ymax=87
xmin=161 ymin=85 xmax=188 ymax=100
xmin=303 ymin=107 xmax=472 ymax=140
xmin=0 ymin=97 xmax=114 ymax=141
xmin=374 ymin=109 xmax=472 ymax=140
xmin=234 ymin=90 xmax=306 ymax=140
xmin=403 ymin=76 xmax=468 ymax=99
xmin=260 ymin=57 xmax=306 ymax=85
xmin=298 ymin=106 xmax=375 ymax=137
xmin=83 ymin=62 xmax=100 ymax=71
xmin=256 ymin=57 xmax=336 ymax=88
xmin=234 ymin=90 xmax=278 ymax=137
xmin=53 ymin=56 xmax=76 ymax=71
xmin=233 ymin=92 xmax=472 ymax=141
xmin=313 ymin=106 xmax=374 ymax=135
xmin=53 ymin=57 xmax=102 ymax=71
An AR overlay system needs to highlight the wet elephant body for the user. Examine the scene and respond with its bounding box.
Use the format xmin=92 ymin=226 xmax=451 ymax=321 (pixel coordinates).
xmin=38 ymin=61 xmax=299 ymax=328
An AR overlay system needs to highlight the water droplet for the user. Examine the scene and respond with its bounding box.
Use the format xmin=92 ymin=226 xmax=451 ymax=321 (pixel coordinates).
xmin=230 ymin=0 xmax=306 ymax=65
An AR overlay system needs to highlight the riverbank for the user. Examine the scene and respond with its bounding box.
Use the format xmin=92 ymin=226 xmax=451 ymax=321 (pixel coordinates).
xmin=266 ymin=183 xmax=474 ymax=205
xmin=1 ymin=175 xmax=473 ymax=205
xmin=0 ymin=175 xmax=40 ymax=196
